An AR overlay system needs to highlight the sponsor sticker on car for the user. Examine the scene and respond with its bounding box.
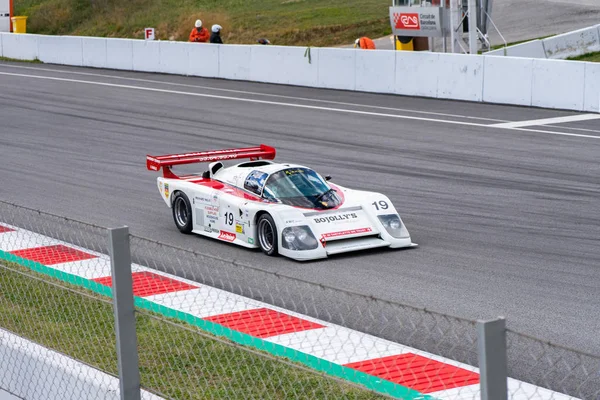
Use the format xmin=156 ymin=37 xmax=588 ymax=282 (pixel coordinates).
xmin=313 ymin=213 xmax=358 ymax=224
xmin=235 ymin=224 xmax=244 ymax=234
xmin=218 ymin=231 xmax=236 ymax=242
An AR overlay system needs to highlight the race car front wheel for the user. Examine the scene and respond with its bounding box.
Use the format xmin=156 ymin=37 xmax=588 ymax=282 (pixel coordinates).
xmin=172 ymin=192 xmax=193 ymax=234
xmin=257 ymin=213 xmax=278 ymax=256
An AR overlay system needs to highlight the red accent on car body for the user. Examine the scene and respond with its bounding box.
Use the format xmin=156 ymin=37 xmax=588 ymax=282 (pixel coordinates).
xmin=146 ymin=145 xmax=276 ymax=178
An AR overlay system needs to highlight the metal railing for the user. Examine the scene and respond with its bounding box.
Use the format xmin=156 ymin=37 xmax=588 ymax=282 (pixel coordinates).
xmin=0 ymin=200 xmax=598 ymax=400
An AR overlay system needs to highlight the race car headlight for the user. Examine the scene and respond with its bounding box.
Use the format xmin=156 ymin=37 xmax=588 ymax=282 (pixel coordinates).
xmin=281 ymin=226 xmax=318 ymax=251
xmin=377 ymin=214 xmax=407 ymax=238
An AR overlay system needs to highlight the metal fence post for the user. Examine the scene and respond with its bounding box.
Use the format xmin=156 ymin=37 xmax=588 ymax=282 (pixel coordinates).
xmin=477 ymin=317 xmax=507 ymax=400
xmin=109 ymin=227 xmax=141 ymax=400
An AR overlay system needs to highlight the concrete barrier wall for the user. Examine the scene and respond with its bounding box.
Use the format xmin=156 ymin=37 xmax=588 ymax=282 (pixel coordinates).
xmin=188 ymin=44 xmax=219 ymax=78
xmin=38 ymin=35 xmax=83 ymax=66
xmin=0 ymin=33 xmax=597 ymax=113
xmin=395 ymin=51 xmax=439 ymax=97
xmin=0 ymin=328 xmax=161 ymax=400
xmin=531 ymin=59 xmax=586 ymax=110
xmin=133 ymin=40 xmax=160 ymax=72
xmin=483 ymin=56 xmax=534 ymax=106
xmin=437 ymin=53 xmax=484 ymax=102
xmin=82 ymin=37 xmax=107 ymax=69
xmin=584 ymin=62 xmax=600 ymax=113
xmin=543 ymin=25 xmax=600 ymax=60
xmin=486 ymin=25 xmax=600 ymax=60
xmin=355 ymin=50 xmax=395 ymax=94
xmin=486 ymin=40 xmax=547 ymax=59
xmin=1 ymin=33 xmax=38 ymax=60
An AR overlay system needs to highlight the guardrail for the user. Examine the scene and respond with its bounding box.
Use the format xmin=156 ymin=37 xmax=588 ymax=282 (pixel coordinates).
xmin=0 ymin=32 xmax=598 ymax=113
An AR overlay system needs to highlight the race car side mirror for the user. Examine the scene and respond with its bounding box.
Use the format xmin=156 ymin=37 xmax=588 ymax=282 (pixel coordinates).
xmin=325 ymin=175 xmax=332 ymax=181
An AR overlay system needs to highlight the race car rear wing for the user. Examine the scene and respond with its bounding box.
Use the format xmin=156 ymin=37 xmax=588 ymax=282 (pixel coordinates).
xmin=146 ymin=144 xmax=276 ymax=178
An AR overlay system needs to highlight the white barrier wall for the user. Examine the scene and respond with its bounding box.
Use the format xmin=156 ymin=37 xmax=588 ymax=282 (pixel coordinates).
xmin=483 ymin=56 xmax=534 ymax=106
xmin=437 ymin=53 xmax=484 ymax=102
xmin=0 ymin=33 xmax=598 ymax=113
xmin=38 ymin=35 xmax=83 ymax=66
xmin=486 ymin=24 xmax=600 ymax=60
xmin=543 ymin=25 xmax=600 ymax=60
xmin=132 ymin=39 xmax=160 ymax=72
xmin=219 ymin=44 xmax=251 ymax=81
xmin=531 ymin=59 xmax=586 ymax=110
xmin=250 ymin=45 xmax=319 ymax=87
xmin=486 ymin=40 xmax=547 ymax=59
xmin=82 ymin=37 xmax=107 ymax=69
xmin=106 ymin=38 xmax=133 ymax=71
xmin=0 ymin=328 xmax=161 ymax=400
xmin=188 ymin=44 xmax=219 ymax=78
xmin=584 ymin=62 xmax=600 ymax=113
xmin=355 ymin=49 xmax=395 ymax=94
xmin=317 ymin=48 xmax=356 ymax=90
xmin=395 ymin=51 xmax=439 ymax=98
xmin=1 ymin=33 xmax=37 ymax=60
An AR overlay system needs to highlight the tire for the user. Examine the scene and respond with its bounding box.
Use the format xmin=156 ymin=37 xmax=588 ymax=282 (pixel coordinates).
xmin=172 ymin=192 xmax=193 ymax=234
xmin=257 ymin=213 xmax=278 ymax=256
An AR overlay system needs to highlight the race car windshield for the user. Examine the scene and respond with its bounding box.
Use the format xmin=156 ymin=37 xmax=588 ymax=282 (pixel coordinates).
xmin=262 ymin=168 xmax=341 ymax=209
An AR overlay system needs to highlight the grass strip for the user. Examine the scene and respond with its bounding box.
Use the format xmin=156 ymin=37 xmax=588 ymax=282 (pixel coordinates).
xmin=14 ymin=0 xmax=391 ymax=47
xmin=0 ymin=260 xmax=398 ymax=399
xmin=0 ymin=56 xmax=42 ymax=63
xmin=568 ymin=51 xmax=600 ymax=62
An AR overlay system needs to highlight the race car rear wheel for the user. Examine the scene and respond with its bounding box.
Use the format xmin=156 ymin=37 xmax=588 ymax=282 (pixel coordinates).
xmin=172 ymin=192 xmax=193 ymax=234
xmin=257 ymin=213 xmax=278 ymax=256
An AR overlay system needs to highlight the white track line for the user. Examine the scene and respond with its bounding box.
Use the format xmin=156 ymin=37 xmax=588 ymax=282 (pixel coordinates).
xmin=1 ymin=71 xmax=599 ymax=140
xmin=0 ymin=63 xmax=508 ymax=122
xmin=491 ymin=114 xmax=600 ymax=128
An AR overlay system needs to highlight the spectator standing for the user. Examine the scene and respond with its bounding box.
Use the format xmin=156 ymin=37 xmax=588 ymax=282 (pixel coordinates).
xmin=189 ymin=20 xmax=209 ymax=43
xmin=210 ymin=25 xmax=223 ymax=44
xmin=354 ymin=37 xmax=376 ymax=49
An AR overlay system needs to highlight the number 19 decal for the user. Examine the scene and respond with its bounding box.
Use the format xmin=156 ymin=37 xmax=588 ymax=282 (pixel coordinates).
xmin=224 ymin=212 xmax=234 ymax=226
xmin=372 ymin=200 xmax=389 ymax=211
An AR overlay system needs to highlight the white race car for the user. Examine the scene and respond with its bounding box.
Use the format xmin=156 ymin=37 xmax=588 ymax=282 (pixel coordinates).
xmin=146 ymin=145 xmax=416 ymax=261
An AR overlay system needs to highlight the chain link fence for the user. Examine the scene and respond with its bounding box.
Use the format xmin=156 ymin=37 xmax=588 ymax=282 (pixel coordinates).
xmin=0 ymin=200 xmax=599 ymax=400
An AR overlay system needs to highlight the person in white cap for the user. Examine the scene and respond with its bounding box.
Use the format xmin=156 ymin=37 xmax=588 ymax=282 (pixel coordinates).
xmin=189 ymin=19 xmax=209 ymax=43
xmin=210 ymin=24 xmax=223 ymax=44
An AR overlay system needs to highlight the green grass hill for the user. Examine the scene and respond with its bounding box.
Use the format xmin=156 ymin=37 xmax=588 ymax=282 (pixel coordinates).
xmin=15 ymin=0 xmax=393 ymax=47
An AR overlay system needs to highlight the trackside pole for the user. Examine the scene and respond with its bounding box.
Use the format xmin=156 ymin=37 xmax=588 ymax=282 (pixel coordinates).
xmin=468 ymin=0 xmax=478 ymax=54
xmin=109 ymin=227 xmax=141 ymax=400
xmin=477 ymin=317 xmax=508 ymax=400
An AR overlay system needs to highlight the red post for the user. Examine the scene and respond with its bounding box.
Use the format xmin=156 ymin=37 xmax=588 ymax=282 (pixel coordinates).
xmin=9 ymin=0 xmax=13 ymax=32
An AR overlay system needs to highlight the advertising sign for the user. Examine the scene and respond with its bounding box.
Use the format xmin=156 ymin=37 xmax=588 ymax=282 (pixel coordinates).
xmin=389 ymin=6 xmax=444 ymax=37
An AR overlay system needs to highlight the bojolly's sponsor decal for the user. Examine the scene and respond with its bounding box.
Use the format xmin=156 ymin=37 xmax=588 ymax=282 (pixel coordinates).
xmin=218 ymin=230 xmax=236 ymax=242
xmin=313 ymin=213 xmax=358 ymax=224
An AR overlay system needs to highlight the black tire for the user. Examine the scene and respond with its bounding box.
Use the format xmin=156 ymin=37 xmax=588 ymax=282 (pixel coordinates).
xmin=172 ymin=192 xmax=193 ymax=234
xmin=257 ymin=213 xmax=278 ymax=256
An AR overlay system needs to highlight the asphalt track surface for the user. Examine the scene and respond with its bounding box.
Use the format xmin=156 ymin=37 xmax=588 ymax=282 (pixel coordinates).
xmin=0 ymin=61 xmax=599 ymax=359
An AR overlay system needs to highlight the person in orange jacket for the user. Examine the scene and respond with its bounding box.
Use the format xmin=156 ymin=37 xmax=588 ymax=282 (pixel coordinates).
xmin=189 ymin=20 xmax=209 ymax=43
xmin=354 ymin=37 xmax=376 ymax=50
